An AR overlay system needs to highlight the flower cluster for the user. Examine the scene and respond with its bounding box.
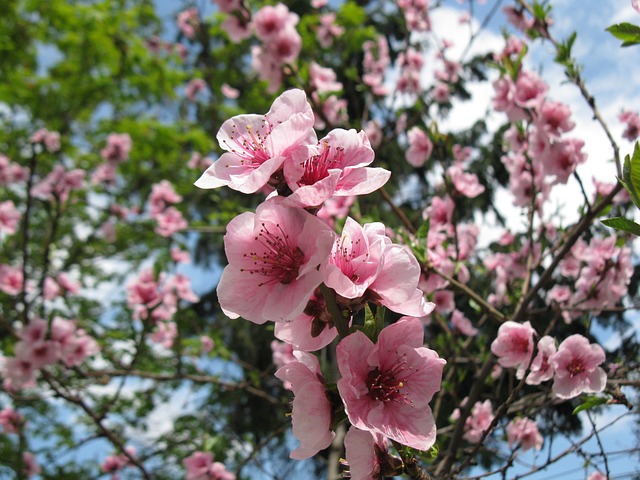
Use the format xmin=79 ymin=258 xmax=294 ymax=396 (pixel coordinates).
xmin=196 ymin=89 xmax=446 ymax=464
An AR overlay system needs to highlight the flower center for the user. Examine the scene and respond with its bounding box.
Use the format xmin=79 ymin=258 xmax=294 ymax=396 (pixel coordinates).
xmin=366 ymin=355 xmax=413 ymax=404
xmin=567 ymin=358 xmax=585 ymax=377
xmin=298 ymin=142 xmax=344 ymax=186
xmin=332 ymin=235 xmax=367 ymax=282
xmin=241 ymin=222 xmax=305 ymax=286
xmin=222 ymin=117 xmax=274 ymax=167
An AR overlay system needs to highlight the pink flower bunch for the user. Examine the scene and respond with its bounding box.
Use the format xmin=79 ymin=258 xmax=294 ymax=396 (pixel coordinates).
xmin=463 ymin=399 xmax=495 ymax=443
xmin=555 ymin=237 xmax=633 ymax=319
xmin=148 ymin=180 xmax=187 ymax=237
xmin=397 ymin=0 xmax=432 ymax=32
xmin=31 ymin=165 xmax=85 ymax=203
xmin=177 ymin=8 xmax=199 ymax=40
xmin=506 ymin=417 xmax=543 ymax=451
xmin=43 ymin=272 xmax=80 ymax=300
xmin=251 ymin=3 xmax=302 ymax=92
xmin=405 ymin=127 xmax=433 ymax=168
xmin=101 ymin=446 xmax=136 ymax=480
xmin=619 ymin=109 xmax=640 ymax=141
xmin=127 ymin=269 xmax=198 ymax=347
xmin=0 ymin=154 xmax=27 ymax=184
xmin=1 ymin=317 xmax=99 ymax=391
xmin=0 ymin=406 xmax=24 ymax=434
xmin=309 ymin=62 xmax=343 ymax=94
xmin=362 ymin=35 xmax=390 ymax=96
xmin=100 ymin=133 xmax=132 ymax=163
xmin=0 ymin=200 xmax=20 ymax=235
xmin=344 ymin=427 xmax=402 ymax=480
xmin=0 ymin=263 xmax=27 ymax=296
xmin=183 ymin=451 xmax=235 ymax=480
xmin=30 ymin=128 xmax=61 ymax=152
xmin=185 ymin=78 xmax=207 ymax=101
xmin=317 ymin=13 xmax=344 ymax=48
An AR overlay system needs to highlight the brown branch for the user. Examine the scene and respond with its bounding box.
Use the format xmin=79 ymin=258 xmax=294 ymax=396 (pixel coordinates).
xmin=80 ymin=368 xmax=281 ymax=405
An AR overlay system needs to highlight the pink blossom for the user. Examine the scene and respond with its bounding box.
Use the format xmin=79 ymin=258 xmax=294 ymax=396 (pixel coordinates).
xmin=251 ymin=46 xmax=284 ymax=93
xmin=337 ymin=317 xmax=446 ymax=450
xmin=22 ymin=452 xmax=41 ymax=478
xmin=214 ymin=0 xmax=241 ymax=14
xmin=184 ymin=451 xmax=235 ymax=480
xmin=188 ymin=152 xmax=214 ymax=171
xmin=31 ymin=165 xmax=84 ymax=203
xmin=195 ymin=89 xmax=316 ymax=194
xmin=91 ymin=163 xmax=117 ymax=185
xmin=201 ymin=335 xmax=215 ymax=354
xmin=433 ymin=82 xmax=450 ymax=103
xmin=2 ymin=356 xmax=37 ymax=391
xmin=154 ymin=206 xmax=187 ymax=236
xmin=149 ymin=181 xmax=183 ymax=214
xmin=275 ymin=351 xmax=335 ymax=459
xmin=344 ymin=427 xmax=395 ymax=480
xmin=362 ymin=36 xmax=390 ymax=96
xmin=217 ymin=198 xmax=334 ymax=324
xmin=171 ymin=248 xmax=191 ymax=263
xmin=150 ymin=321 xmax=178 ymax=348
xmin=177 ymin=8 xmax=199 ymax=39
xmin=221 ymin=14 xmax=252 ymax=43
xmin=447 ymin=165 xmax=485 ymax=198
xmin=491 ymin=321 xmax=535 ymax=377
xmin=0 ymin=406 xmax=23 ymax=434
xmin=506 ymin=417 xmax=543 ymax=451
xmin=0 ymin=154 xmax=27 ymax=185
xmin=274 ymin=289 xmax=340 ymax=352
xmin=221 ymin=83 xmax=240 ymax=99
xmin=0 ymin=264 xmax=25 ymax=295
xmin=310 ymin=62 xmax=343 ymax=93
xmin=317 ymin=13 xmax=344 ymax=48
xmin=405 ymin=127 xmax=433 ymax=168
xmin=271 ymin=340 xmax=295 ymax=369
xmin=0 ymin=200 xmax=20 ymax=235
xmin=502 ymin=6 xmax=535 ymax=32
xmin=634 ymin=0 xmax=640 ymax=14
xmin=31 ymin=128 xmax=61 ymax=152
xmin=525 ymin=335 xmax=556 ymax=385
xmin=535 ymin=101 xmax=574 ymax=138
xmin=101 ymin=133 xmax=132 ymax=163
xmin=283 ymin=128 xmax=388 ymax=208
xmin=451 ymin=310 xmax=478 ymax=336
xmin=362 ymin=120 xmax=383 ymax=149
xmin=587 ymin=472 xmax=608 ymax=480
xmin=463 ymin=400 xmax=494 ymax=443
xmin=322 ymin=218 xmax=433 ymax=317
xmin=619 ymin=109 xmax=640 ymax=141
xmin=185 ymin=78 xmax=207 ymax=101
xmin=550 ymin=334 xmax=606 ymax=399
xmin=253 ymin=3 xmax=298 ymax=42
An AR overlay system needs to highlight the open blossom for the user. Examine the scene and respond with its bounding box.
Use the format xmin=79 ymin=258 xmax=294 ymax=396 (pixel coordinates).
xmin=451 ymin=310 xmax=478 ymax=336
xmin=183 ymin=451 xmax=235 ymax=480
xmin=448 ymin=165 xmax=485 ymax=198
xmin=337 ymin=317 xmax=446 ymax=450
xmin=462 ymin=399 xmax=495 ymax=443
xmin=322 ymin=218 xmax=434 ymax=317
xmin=506 ymin=417 xmax=543 ymax=451
xmin=185 ymin=78 xmax=207 ymax=101
xmin=310 ymin=62 xmax=343 ymax=93
xmin=619 ymin=109 xmax=640 ymax=141
xmin=524 ymin=335 xmax=556 ymax=385
xmin=275 ymin=351 xmax=334 ymax=459
xmin=30 ymin=128 xmax=61 ymax=152
xmin=195 ymin=89 xmax=316 ymax=194
xmin=491 ymin=321 xmax=535 ymax=378
xmin=217 ymin=198 xmax=334 ymax=323
xmin=0 ymin=406 xmax=23 ymax=434
xmin=253 ymin=3 xmax=298 ymax=41
xmin=22 ymin=452 xmax=41 ymax=478
xmin=344 ymin=428 xmax=401 ymax=480
xmin=317 ymin=13 xmax=344 ymax=48
xmin=101 ymin=133 xmax=132 ymax=163
xmin=177 ymin=8 xmax=199 ymax=39
xmin=154 ymin=206 xmax=188 ymax=237
xmin=405 ymin=127 xmax=433 ymax=168
xmin=550 ymin=334 xmax=606 ymax=399
xmin=149 ymin=180 xmax=182 ymax=215
xmin=0 ymin=200 xmax=21 ymax=235
xmin=283 ymin=128 xmax=389 ymax=208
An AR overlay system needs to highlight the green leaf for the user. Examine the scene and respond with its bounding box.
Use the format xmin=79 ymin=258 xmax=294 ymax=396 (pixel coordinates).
xmin=606 ymin=22 xmax=640 ymax=46
xmin=601 ymin=217 xmax=640 ymax=236
xmin=622 ymin=143 xmax=640 ymax=209
xmin=363 ymin=304 xmax=377 ymax=342
xmin=573 ymin=395 xmax=608 ymax=415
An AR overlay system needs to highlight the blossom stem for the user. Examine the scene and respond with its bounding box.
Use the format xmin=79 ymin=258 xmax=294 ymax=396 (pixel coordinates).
xmin=319 ymin=283 xmax=350 ymax=338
